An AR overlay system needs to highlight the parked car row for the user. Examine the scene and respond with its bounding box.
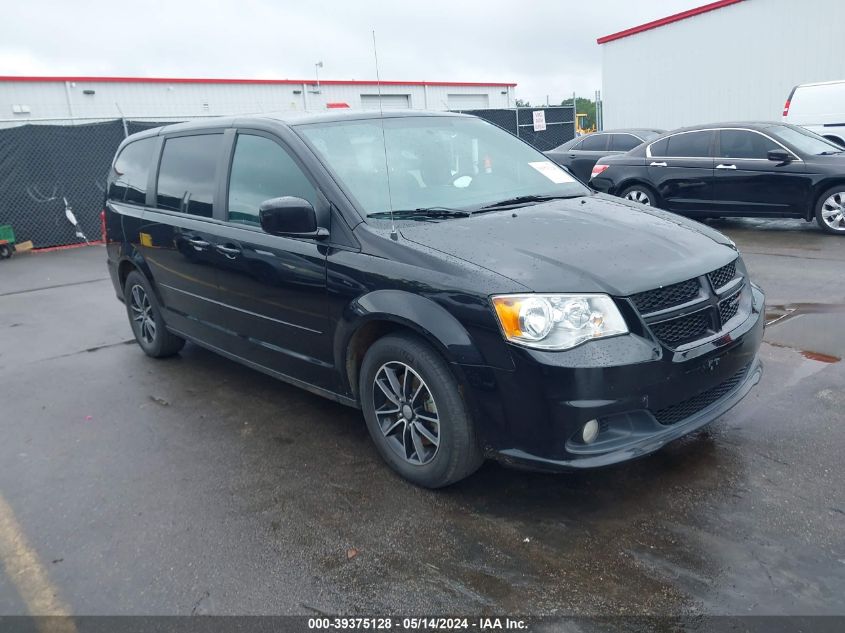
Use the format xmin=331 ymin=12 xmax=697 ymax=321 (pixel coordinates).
xmin=106 ymin=110 xmax=765 ymax=487
xmin=547 ymin=120 xmax=845 ymax=235
xmin=544 ymin=128 xmax=664 ymax=181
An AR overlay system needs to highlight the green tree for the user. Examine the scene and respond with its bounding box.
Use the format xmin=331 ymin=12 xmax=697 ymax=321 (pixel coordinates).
xmin=515 ymin=98 xmax=531 ymax=108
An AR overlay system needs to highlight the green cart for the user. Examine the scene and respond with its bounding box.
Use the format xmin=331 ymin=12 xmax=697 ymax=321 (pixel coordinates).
xmin=0 ymin=224 xmax=15 ymax=259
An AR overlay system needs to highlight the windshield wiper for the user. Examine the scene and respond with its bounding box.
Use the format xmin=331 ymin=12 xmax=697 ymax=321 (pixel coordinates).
xmin=818 ymin=150 xmax=845 ymax=155
xmin=367 ymin=207 xmax=471 ymax=219
xmin=477 ymin=194 xmax=581 ymax=210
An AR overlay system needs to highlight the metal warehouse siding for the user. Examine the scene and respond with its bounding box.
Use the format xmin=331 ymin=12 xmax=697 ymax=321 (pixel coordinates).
xmin=601 ymin=0 xmax=845 ymax=129
xmin=0 ymin=79 xmax=514 ymax=124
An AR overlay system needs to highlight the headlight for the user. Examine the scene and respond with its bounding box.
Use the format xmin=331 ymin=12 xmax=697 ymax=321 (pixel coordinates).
xmin=491 ymin=294 xmax=628 ymax=350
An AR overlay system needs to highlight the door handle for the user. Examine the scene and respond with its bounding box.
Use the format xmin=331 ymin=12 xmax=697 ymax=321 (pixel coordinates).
xmin=185 ymin=237 xmax=210 ymax=250
xmin=716 ymin=164 xmax=737 ymax=170
xmin=215 ymin=244 xmax=241 ymax=259
xmin=569 ymin=154 xmax=577 ymax=159
xmin=649 ymin=161 xmax=667 ymax=167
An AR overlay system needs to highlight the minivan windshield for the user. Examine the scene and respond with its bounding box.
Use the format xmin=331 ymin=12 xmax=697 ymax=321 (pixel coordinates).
xmin=765 ymin=124 xmax=844 ymax=155
xmin=298 ymin=116 xmax=590 ymax=219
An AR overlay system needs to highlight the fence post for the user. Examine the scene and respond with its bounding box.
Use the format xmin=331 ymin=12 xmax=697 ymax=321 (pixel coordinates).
xmin=515 ymin=107 xmax=520 ymax=138
xmin=572 ymin=92 xmax=577 ymax=139
xmin=595 ymin=89 xmax=603 ymax=131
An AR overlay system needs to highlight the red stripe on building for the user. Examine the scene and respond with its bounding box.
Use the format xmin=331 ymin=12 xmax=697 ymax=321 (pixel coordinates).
xmin=597 ymin=0 xmax=744 ymax=44
xmin=0 ymin=76 xmax=516 ymax=87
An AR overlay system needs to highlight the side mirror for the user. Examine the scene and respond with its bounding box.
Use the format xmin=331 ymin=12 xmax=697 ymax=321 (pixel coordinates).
xmin=767 ymin=149 xmax=791 ymax=163
xmin=259 ymin=197 xmax=328 ymax=239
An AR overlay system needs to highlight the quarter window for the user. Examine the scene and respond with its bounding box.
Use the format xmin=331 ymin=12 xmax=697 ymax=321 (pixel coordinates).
xmin=664 ymin=131 xmax=713 ymax=158
xmin=610 ymin=134 xmax=642 ymax=151
xmin=649 ymin=137 xmax=668 ymax=157
xmin=719 ymin=130 xmax=781 ymax=159
xmin=578 ymin=134 xmax=608 ymax=151
xmin=227 ymin=134 xmax=318 ymax=226
xmin=109 ymin=137 xmax=155 ymax=204
xmin=156 ymin=134 xmax=223 ymax=217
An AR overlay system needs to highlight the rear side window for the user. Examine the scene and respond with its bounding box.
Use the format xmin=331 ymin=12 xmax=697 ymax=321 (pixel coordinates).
xmin=579 ymin=134 xmax=609 ymax=151
xmin=664 ymin=131 xmax=713 ymax=157
xmin=109 ymin=138 xmax=155 ymax=204
xmin=719 ymin=130 xmax=781 ymax=159
xmin=156 ymin=134 xmax=223 ymax=217
xmin=611 ymin=134 xmax=642 ymax=151
xmin=227 ymin=134 xmax=318 ymax=226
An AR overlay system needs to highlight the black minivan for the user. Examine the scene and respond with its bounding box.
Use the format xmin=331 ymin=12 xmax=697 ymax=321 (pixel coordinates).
xmin=106 ymin=111 xmax=764 ymax=487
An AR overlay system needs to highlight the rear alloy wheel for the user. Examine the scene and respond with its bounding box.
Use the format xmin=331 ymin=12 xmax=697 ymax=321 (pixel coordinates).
xmin=359 ymin=333 xmax=483 ymax=488
xmin=815 ymin=187 xmax=845 ymax=235
xmin=620 ymin=185 xmax=656 ymax=207
xmin=123 ymin=270 xmax=185 ymax=358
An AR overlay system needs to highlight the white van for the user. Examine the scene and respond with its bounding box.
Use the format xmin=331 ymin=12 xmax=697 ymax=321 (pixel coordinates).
xmin=783 ymin=80 xmax=845 ymax=147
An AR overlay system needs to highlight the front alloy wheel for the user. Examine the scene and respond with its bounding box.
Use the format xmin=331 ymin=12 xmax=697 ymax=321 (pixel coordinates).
xmin=373 ymin=361 xmax=440 ymax=465
xmin=818 ymin=190 xmax=845 ymax=233
xmin=358 ymin=333 xmax=483 ymax=488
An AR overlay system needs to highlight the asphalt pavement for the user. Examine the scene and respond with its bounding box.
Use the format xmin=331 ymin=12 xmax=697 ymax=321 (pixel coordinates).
xmin=0 ymin=217 xmax=843 ymax=617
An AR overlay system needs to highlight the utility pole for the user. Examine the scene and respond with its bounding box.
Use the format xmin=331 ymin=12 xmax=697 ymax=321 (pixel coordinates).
xmin=314 ymin=61 xmax=323 ymax=93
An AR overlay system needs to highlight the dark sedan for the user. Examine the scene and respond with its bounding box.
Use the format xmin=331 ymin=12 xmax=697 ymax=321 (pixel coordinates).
xmin=545 ymin=128 xmax=664 ymax=181
xmin=590 ymin=122 xmax=845 ymax=235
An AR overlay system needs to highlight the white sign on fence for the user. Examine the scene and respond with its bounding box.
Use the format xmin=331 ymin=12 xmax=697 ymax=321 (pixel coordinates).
xmin=532 ymin=110 xmax=547 ymax=132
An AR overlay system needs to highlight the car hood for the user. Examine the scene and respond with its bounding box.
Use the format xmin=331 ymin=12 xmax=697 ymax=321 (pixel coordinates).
xmin=806 ymin=153 xmax=845 ymax=166
xmin=399 ymin=194 xmax=738 ymax=296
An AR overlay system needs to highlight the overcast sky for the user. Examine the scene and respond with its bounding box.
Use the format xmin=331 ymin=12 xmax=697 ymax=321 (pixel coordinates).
xmin=1 ymin=0 xmax=702 ymax=104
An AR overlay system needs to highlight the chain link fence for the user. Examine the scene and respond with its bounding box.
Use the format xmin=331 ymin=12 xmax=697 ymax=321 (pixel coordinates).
xmin=0 ymin=107 xmax=575 ymax=249
xmin=0 ymin=119 xmax=175 ymax=248
xmin=452 ymin=106 xmax=576 ymax=151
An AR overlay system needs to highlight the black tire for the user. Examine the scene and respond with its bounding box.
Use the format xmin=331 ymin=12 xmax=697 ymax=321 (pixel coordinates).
xmin=0 ymin=244 xmax=11 ymax=259
xmin=123 ymin=270 xmax=186 ymax=358
xmin=619 ymin=184 xmax=657 ymax=207
xmin=813 ymin=186 xmax=845 ymax=235
xmin=359 ymin=333 xmax=483 ymax=488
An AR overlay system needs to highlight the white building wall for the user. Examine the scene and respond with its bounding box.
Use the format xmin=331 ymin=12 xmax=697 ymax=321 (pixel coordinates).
xmin=0 ymin=79 xmax=514 ymax=125
xmin=601 ymin=0 xmax=845 ymax=130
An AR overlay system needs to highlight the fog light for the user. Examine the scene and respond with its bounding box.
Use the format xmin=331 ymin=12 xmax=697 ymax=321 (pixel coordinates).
xmin=582 ymin=419 xmax=600 ymax=444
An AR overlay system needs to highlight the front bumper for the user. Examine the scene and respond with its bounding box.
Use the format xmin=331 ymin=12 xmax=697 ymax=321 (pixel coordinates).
xmin=461 ymin=284 xmax=765 ymax=471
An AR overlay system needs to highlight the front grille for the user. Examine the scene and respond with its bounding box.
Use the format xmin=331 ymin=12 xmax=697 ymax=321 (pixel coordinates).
xmin=631 ymin=278 xmax=701 ymax=314
xmin=653 ymin=363 xmax=751 ymax=426
xmin=630 ymin=258 xmax=743 ymax=349
xmin=650 ymin=312 xmax=711 ymax=346
xmin=708 ymin=260 xmax=737 ymax=291
xmin=719 ymin=289 xmax=741 ymax=324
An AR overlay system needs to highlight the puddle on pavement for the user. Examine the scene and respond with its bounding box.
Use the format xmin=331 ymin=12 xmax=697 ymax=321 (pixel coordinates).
xmin=798 ymin=350 xmax=840 ymax=363
xmin=765 ymin=302 xmax=845 ymax=327
xmin=765 ymin=340 xmax=841 ymax=364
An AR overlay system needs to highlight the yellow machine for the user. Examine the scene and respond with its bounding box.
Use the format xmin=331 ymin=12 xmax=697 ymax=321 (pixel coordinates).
xmin=576 ymin=113 xmax=596 ymax=136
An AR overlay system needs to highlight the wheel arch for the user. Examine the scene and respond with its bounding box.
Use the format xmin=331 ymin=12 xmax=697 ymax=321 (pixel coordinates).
xmin=812 ymin=180 xmax=845 ymax=225
xmin=335 ymin=290 xmax=488 ymax=402
xmin=116 ymin=254 xmax=166 ymax=305
xmin=811 ymin=179 xmax=845 ymax=220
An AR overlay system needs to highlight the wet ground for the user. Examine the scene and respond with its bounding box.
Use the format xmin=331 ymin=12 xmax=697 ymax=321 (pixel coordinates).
xmin=0 ymin=217 xmax=843 ymax=617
